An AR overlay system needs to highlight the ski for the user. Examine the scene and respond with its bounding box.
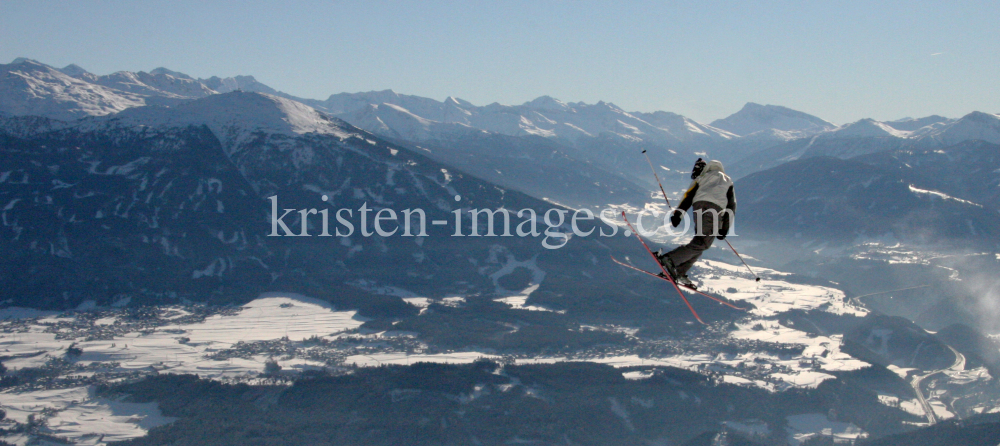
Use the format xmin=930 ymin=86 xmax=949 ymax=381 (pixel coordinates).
xmin=620 ymin=211 xmax=705 ymax=324
xmin=610 ymin=255 xmax=747 ymax=311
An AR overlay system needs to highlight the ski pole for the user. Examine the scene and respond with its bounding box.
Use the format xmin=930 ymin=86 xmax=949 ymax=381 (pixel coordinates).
xmin=642 ymin=149 xmax=672 ymax=208
xmin=724 ymin=239 xmax=760 ymax=282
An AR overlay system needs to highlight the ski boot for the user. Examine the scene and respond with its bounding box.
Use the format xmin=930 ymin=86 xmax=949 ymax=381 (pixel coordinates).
xmin=656 ymin=252 xmax=680 ymax=281
xmin=676 ymin=275 xmax=696 ymax=289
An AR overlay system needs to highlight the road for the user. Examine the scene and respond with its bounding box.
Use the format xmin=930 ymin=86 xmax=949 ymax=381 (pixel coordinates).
xmin=909 ymin=345 xmax=965 ymax=425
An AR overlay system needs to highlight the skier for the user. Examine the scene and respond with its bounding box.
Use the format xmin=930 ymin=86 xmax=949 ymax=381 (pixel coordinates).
xmin=656 ymin=158 xmax=736 ymax=289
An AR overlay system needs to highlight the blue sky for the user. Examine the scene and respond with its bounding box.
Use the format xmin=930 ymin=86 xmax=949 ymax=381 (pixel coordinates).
xmin=2 ymin=0 xmax=997 ymax=124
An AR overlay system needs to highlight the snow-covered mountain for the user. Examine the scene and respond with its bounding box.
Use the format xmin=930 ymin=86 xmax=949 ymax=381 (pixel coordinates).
xmin=824 ymin=118 xmax=911 ymax=138
xmin=883 ymin=115 xmax=952 ymax=131
xmin=71 ymin=68 xmax=215 ymax=100
xmin=728 ymin=112 xmax=1000 ymax=178
xmin=710 ymin=102 xmax=836 ymax=139
xmin=317 ymin=90 xmax=737 ymax=148
xmin=6 ymin=57 xmax=1000 ymax=208
xmin=199 ymin=74 xmax=281 ymax=95
xmin=0 ymin=58 xmax=302 ymax=121
xmin=0 ymin=59 xmax=145 ymax=120
xmin=924 ymin=111 xmax=1000 ymax=146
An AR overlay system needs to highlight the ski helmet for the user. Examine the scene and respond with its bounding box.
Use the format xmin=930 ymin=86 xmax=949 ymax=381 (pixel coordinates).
xmin=691 ymin=158 xmax=706 ymax=179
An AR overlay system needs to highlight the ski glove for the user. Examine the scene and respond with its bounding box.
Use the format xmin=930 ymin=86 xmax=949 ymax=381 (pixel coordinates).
xmin=670 ymin=210 xmax=683 ymax=227
xmin=718 ymin=215 xmax=730 ymax=240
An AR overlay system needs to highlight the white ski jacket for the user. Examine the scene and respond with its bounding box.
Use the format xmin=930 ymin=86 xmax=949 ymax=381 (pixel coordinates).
xmin=677 ymin=160 xmax=736 ymax=213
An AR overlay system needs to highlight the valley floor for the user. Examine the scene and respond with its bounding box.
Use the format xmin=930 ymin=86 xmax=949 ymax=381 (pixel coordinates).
xmin=1 ymin=260 xmax=997 ymax=445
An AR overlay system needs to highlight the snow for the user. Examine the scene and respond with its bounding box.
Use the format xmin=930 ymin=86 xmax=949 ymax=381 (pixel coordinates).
xmin=828 ymin=118 xmax=911 ymax=138
xmin=785 ymin=413 xmax=867 ymax=445
xmin=710 ymin=103 xmax=836 ymax=137
xmin=93 ymin=92 xmax=357 ymax=155
xmin=329 ymin=91 xmax=735 ymax=146
xmin=876 ymin=392 xmax=926 ymax=418
xmin=932 ymin=111 xmax=1000 ymax=145
xmin=722 ymin=375 xmax=754 ymax=385
xmin=0 ymin=386 xmax=175 ymax=445
xmin=944 ymin=366 xmax=992 ymax=384
xmin=0 ymin=294 xmax=365 ymax=443
xmin=622 ymin=370 xmax=655 ymax=380
xmin=1 ymin=60 xmax=145 ymax=120
xmin=694 ymin=260 xmax=866 ymax=317
xmin=0 ymin=294 xmax=362 ymax=377
xmin=771 ymin=371 xmax=836 ymax=388
xmin=344 ymin=351 xmax=495 ymax=367
xmin=908 ymin=185 xmax=983 ymax=207
xmin=160 ymin=293 xmax=364 ymax=345
xmin=402 ymin=297 xmax=432 ymax=308
xmin=494 ymin=284 xmax=563 ymax=312
xmin=887 ymin=364 xmax=916 ymax=379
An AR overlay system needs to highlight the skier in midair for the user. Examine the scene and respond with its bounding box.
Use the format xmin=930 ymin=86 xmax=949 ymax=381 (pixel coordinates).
xmin=657 ymin=158 xmax=736 ymax=289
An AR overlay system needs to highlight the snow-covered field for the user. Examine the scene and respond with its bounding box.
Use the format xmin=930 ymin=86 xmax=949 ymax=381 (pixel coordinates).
xmin=2 ymin=294 xmax=364 ymax=378
xmin=785 ymin=413 xmax=867 ymax=445
xmin=2 ymin=386 xmax=176 ymax=445
xmin=0 ymin=258 xmax=984 ymax=445
xmin=0 ymin=261 xmax=875 ymax=446
xmin=1 ymin=294 xmax=364 ymax=445
xmin=694 ymin=260 xmax=866 ymax=317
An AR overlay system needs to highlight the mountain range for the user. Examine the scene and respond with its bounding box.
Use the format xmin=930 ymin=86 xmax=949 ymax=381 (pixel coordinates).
xmin=4 ymin=58 xmax=998 ymax=187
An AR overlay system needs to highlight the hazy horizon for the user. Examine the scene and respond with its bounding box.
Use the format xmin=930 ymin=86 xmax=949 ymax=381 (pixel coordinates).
xmin=3 ymin=0 xmax=998 ymax=124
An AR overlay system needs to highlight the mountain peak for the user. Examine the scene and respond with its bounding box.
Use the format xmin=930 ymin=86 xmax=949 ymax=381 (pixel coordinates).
xmin=444 ymin=96 xmax=474 ymax=108
xmin=199 ymin=74 xmax=278 ymax=95
xmin=711 ymin=103 xmax=835 ymax=137
xmin=962 ymin=111 xmax=1000 ymax=122
xmin=593 ymin=100 xmax=622 ymax=111
xmin=150 ymin=67 xmax=193 ymax=80
xmin=931 ymin=111 xmax=1000 ymax=145
xmin=523 ymin=95 xmax=570 ymax=111
xmin=828 ymin=118 xmax=908 ymax=138
xmin=58 ymin=64 xmax=90 ymax=77
xmin=10 ymin=57 xmax=45 ymax=66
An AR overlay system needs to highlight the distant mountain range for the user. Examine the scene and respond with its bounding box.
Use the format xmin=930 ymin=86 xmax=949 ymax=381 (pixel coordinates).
xmin=4 ymin=57 xmax=1000 ymax=234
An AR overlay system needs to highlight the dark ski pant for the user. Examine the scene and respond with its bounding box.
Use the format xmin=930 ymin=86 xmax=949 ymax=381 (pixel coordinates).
xmin=666 ymin=201 xmax=722 ymax=276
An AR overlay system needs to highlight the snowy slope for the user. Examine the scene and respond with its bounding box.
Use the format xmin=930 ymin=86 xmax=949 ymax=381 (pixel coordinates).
xmin=81 ymin=69 xmax=215 ymax=99
xmin=199 ymin=74 xmax=280 ymax=95
xmin=0 ymin=59 xmax=146 ymax=120
xmin=825 ymin=118 xmax=912 ymax=139
xmin=90 ymin=91 xmax=357 ymax=153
